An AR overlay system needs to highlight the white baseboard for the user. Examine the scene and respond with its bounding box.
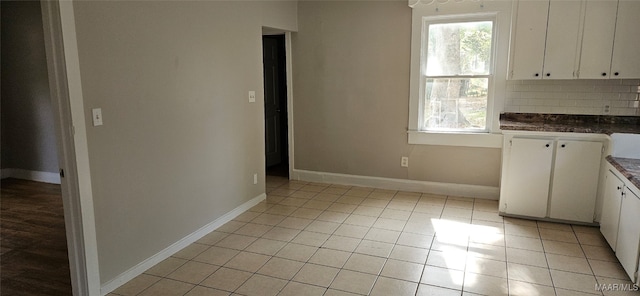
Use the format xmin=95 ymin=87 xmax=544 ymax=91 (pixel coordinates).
xmin=292 ymin=169 xmax=499 ymax=200
xmin=100 ymin=193 xmax=267 ymax=295
xmin=1 ymin=168 xmax=61 ymax=184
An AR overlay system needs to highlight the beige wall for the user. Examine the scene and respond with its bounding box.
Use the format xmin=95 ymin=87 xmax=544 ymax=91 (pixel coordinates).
xmin=72 ymin=0 xmax=296 ymax=284
xmin=293 ymin=1 xmax=501 ymax=188
xmin=1 ymin=1 xmax=59 ymax=173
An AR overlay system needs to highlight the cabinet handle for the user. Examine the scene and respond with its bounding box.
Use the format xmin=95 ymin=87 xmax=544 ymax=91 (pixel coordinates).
xmin=618 ymin=186 xmax=622 ymax=190
xmin=535 ymin=73 xmax=540 ymax=77
xmin=546 ymin=73 xmax=551 ymax=77
xmin=614 ymin=72 xmax=619 ymax=76
xmin=561 ymin=144 xmax=566 ymax=148
xmin=545 ymin=144 xmax=550 ymax=147
xmin=602 ymin=72 xmax=607 ymax=76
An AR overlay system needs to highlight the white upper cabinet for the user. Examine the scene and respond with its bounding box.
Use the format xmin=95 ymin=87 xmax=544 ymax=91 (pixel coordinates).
xmin=542 ymin=0 xmax=583 ymax=79
xmin=610 ymin=1 xmax=640 ymax=79
xmin=509 ymin=0 xmax=582 ymax=80
xmin=577 ymin=0 xmax=617 ymax=79
xmin=511 ymin=0 xmax=640 ymax=80
xmin=509 ymin=1 xmax=549 ymax=80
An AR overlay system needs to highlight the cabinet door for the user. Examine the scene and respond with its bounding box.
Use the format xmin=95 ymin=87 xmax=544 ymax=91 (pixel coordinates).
xmin=600 ymin=170 xmax=624 ymax=250
xmin=578 ymin=0 xmax=618 ymax=79
xmin=509 ymin=0 xmax=549 ymax=80
xmin=503 ymin=138 xmax=554 ymax=218
xmin=542 ymin=0 xmax=582 ymax=79
xmin=549 ymin=140 xmax=603 ymax=223
xmin=616 ymin=188 xmax=640 ymax=282
xmin=611 ymin=1 xmax=640 ymax=78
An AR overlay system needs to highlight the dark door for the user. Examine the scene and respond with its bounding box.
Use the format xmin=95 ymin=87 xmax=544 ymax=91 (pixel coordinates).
xmin=263 ymin=35 xmax=288 ymax=170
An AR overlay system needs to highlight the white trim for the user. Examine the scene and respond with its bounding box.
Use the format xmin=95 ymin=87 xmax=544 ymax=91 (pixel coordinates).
xmin=42 ymin=1 xmax=102 ymax=294
xmin=408 ymin=131 xmax=503 ymax=148
xmin=285 ymin=32 xmax=295 ymax=179
xmin=1 ymin=168 xmax=61 ymax=184
xmin=292 ymin=169 xmax=499 ymax=200
xmin=100 ymin=193 xmax=266 ymax=295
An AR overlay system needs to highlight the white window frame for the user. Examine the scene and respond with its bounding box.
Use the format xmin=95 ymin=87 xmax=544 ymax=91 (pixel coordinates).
xmin=408 ymin=1 xmax=512 ymax=148
xmin=421 ymin=17 xmax=495 ymax=133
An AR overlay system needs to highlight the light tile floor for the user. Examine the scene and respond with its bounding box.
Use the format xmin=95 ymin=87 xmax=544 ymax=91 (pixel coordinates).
xmin=109 ymin=176 xmax=640 ymax=296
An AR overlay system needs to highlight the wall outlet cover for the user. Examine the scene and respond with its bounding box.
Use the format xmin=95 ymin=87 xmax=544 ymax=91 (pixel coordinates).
xmin=401 ymin=157 xmax=409 ymax=167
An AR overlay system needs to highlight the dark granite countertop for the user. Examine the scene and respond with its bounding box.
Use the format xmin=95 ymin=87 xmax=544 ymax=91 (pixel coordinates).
xmin=606 ymin=156 xmax=640 ymax=190
xmin=500 ymin=113 xmax=640 ymax=134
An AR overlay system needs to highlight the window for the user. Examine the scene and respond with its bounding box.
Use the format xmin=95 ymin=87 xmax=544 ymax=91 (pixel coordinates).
xmin=421 ymin=19 xmax=494 ymax=132
xmin=408 ymin=2 xmax=511 ymax=148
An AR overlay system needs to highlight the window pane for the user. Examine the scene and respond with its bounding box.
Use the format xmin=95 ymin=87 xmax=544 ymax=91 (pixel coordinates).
xmin=423 ymin=78 xmax=488 ymax=130
xmin=426 ymin=21 xmax=493 ymax=76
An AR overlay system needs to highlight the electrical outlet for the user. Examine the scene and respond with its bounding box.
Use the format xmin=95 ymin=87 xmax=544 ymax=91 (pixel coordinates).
xmin=401 ymin=157 xmax=409 ymax=168
xmin=253 ymin=173 xmax=258 ymax=185
xmin=603 ymin=105 xmax=610 ymax=114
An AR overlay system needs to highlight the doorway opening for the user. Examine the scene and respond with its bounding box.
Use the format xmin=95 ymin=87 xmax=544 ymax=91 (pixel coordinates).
xmin=1 ymin=1 xmax=72 ymax=294
xmin=263 ymin=34 xmax=289 ymax=178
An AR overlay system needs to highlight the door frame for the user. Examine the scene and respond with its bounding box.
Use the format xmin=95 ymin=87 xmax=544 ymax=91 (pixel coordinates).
xmin=284 ymin=32 xmax=295 ymax=178
xmin=262 ymin=29 xmax=295 ymax=178
xmin=41 ymin=1 xmax=101 ymax=295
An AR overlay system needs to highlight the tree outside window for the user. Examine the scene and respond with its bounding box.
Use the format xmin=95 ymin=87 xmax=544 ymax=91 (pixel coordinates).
xmin=423 ymin=20 xmax=493 ymax=131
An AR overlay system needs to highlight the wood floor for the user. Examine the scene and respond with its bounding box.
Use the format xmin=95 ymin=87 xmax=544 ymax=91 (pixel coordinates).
xmin=1 ymin=178 xmax=72 ymax=295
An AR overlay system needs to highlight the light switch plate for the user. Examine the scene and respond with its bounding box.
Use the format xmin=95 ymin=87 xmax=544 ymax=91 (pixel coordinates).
xmin=92 ymin=108 xmax=103 ymax=126
xmin=249 ymin=91 xmax=256 ymax=103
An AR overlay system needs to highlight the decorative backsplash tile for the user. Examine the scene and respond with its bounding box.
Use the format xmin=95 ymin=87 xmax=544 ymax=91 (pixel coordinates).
xmin=505 ymin=79 xmax=640 ymax=116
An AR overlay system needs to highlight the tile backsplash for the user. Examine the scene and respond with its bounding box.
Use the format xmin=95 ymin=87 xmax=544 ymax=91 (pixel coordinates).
xmin=505 ymin=79 xmax=640 ymax=116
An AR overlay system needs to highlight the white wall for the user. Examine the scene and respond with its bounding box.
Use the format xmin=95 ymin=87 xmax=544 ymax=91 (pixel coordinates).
xmin=293 ymin=1 xmax=502 ymax=188
xmin=70 ymin=0 xmax=296 ymax=284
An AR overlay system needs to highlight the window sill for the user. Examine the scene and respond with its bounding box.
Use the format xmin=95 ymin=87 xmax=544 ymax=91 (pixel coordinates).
xmin=408 ymin=130 xmax=503 ymax=148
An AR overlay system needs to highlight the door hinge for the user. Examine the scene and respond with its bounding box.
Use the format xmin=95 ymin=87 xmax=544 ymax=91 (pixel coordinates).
xmin=59 ymin=169 xmax=65 ymax=178
xmin=602 ymin=146 xmax=605 ymax=154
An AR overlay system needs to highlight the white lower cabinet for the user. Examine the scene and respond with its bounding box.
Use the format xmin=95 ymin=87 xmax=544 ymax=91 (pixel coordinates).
xmin=600 ymin=166 xmax=640 ymax=283
xmin=616 ymin=188 xmax=640 ymax=281
xmin=600 ymin=170 xmax=624 ymax=249
xmin=500 ymin=134 xmax=603 ymax=223
xmin=501 ymin=138 xmax=554 ymax=218
xmin=549 ymin=141 xmax=604 ymax=222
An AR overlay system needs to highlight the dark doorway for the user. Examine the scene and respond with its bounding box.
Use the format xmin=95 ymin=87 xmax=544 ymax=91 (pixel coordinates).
xmin=1 ymin=1 xmax=72 ymax=294
xmin=263 ymin=35 xmax=289 ymax=178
